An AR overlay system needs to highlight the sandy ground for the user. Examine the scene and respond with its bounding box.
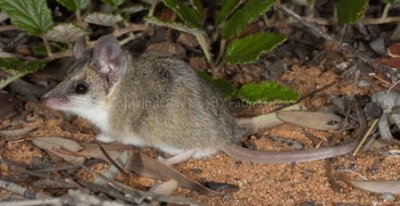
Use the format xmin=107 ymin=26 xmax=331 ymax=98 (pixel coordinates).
xmin=0 ymin=64 xmax=399 ymax=205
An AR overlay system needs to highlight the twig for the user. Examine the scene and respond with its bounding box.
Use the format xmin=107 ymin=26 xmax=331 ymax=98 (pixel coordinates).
xmin=41 ymin=36 xmax=52 ymax=57
xmin=97 ymin=143 xmax=128 ymax=176
xmin=6 ymin=162 xmax=81 ymax=190
xmin=351 ymin=98 xmax=369 ymax=155
xmin=0 ymin=190 xmax=128 ymax=206
xmin=0 ymin=25 xmax=18 ymax=32
xmin=297 ymin=80 xmax=337 ymax=102
xmin=0 ymin=179 xmax=48 ymax=200
xmin=279 ymin=6 xmax=386 ymax=72
xmin=112 ymin=23 xmax=148 ymax=37
xmin=352 ymin=118 xmax=379 ymax=156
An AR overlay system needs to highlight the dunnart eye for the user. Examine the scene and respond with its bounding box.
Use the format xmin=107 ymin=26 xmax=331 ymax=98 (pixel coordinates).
xmin=75 ymin=82 xmax=89 ymax=94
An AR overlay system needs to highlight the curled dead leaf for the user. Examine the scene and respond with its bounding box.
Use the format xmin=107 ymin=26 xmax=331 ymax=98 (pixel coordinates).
xmin=152 ymin=179 xmax=179 ymax=196
xmin=236 ymin=104 xmax=301 ymax=132
xmin=387 ymin=43 xmax=400 ymax=58
xmin=276 ymin=111 xmax=343 ymax=131
xmin=347 ymin=179 xmax=400 ymax=194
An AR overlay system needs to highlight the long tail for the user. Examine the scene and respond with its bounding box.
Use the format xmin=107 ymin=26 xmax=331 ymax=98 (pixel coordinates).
xmin=222 ymin=140 xmax=358 ymax=164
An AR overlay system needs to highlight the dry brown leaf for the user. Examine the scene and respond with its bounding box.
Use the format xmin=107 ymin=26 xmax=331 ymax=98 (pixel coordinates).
xmin=346 ymin=179 xmax=400 ymax=194
xmin=379 ymin=58 xmax=400 ymax=69
xmin=276 ymin=111 xmax=343 ymax=131
xmin=177 ymin=33 xmax=199 ymax=48
xmin=76 ymin=144 xmax=218 ymax=196
xmin=387 ymin=43 xmax=400 ymax=57
xmin=0 ymin=126 xmax=37 ymax=138
xmin=152 ymin=179 xmax=178 ymax=196
xmin=31 ymin=137 xmax=85 ymax=165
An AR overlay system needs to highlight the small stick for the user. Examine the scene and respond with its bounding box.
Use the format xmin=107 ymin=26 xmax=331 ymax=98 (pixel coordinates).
xmin=352 ymin=118 xmax=379 ymax=156
xmin=0 ymin=179 xmax=48 ymax=200
xmin=97 ymin=143 xmax=129 ymax=176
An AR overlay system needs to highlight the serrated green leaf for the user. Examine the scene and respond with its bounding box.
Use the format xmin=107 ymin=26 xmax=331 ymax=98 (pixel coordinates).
xmin=0 ymin=0 xmax=54 ymax=36
xmin=45 ymin=23 xmax=86 ymax=43
xmin=164 ymin=0 xmax=202 ymax=29
xmin=84 ymin=12 xmax=123 ymax=26
xmin=102 ymin=0 xmax=125 ymax=7
xmin=56 ymin=0 xmax=90 ymax=11
xmin=337 ymin=0 xmax=368 ymax=25
xmin=221 ymin=0 xmax=275 ymax=39
xmin=0 ymin=58 xmax=45 ymax=73
xmin=0 ymin=58 xmax=45 ymax=89
xmin=216 ymin=0 xmax=241 ymax=24
xmin=237 ymin=81 xmax=299 ymax=104
xmin=122 ymin=4 xmax=148 ymax=14
xmin=199 ymin=71 xmax=237 ymax=100
xmin=224 ymin=32 xmax=287 ymax=65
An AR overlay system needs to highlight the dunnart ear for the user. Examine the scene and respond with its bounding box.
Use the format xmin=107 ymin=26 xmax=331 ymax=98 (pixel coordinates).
xmin=93 ymin=35 xmax=127 ymax=92
xmin=73 ymin=36 xmax=86 ymax=59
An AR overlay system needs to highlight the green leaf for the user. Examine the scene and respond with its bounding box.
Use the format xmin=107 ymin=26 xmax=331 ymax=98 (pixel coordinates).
xmin=56 ymin=0 xmax=90 ymax=11
xmin=224 ymin=32 xmax=287 ymax=65
xmin=84 ymin=12 xmax=123 ymax=26
xmin=0 ymin=58 xmax=46 ymax=89
xmin=0 ymin=0 xmax=54 ymax=36
xmin=199 ymin=71 xmax=237 ymax=100
xmin=216 ymin=0 xmax=241 ymax=24
xmin=163 ymin=0 xmax=202 ymax=28
xmin=221 ymin=0 xmax=275 ymax=39
xmin=237 ymin=81 xmax=299 ymax=104
xmin=337 ymin=0 xmax=368 ymax=25
xmin=102 ymin=0 xmax=125 ymax=7
xmin=45 ymin=23 xmax=86 ymax=43
xmin=0 ymin=58 xmax=45 ymax=73
xmin=122 ymin=4 xmax=148 ymax=15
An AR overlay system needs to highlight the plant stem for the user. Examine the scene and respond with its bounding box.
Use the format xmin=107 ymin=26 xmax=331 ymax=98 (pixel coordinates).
xmin=0 ymin=72 xmax=26 ymax=90
xmin=195 ymin=34 xmax=213 ymax=66
xmin=41 ymin=36 xmax=53 ymax=58
xmin=215 ymin=39 xmax=226 ymax=66
xmin=75 ymin=9 xmax=84 ymax=27
xmin=381 ymin=3 xmax=391 ymax=20
xmin=148 ymin=0 xmax=159 ymax=18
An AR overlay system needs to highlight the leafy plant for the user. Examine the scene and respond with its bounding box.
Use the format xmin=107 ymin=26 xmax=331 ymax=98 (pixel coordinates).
xmin=0 ymin=0 xmax=53 ymax=36
xmin=0 ymin=0 xmax=383 ymax=104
